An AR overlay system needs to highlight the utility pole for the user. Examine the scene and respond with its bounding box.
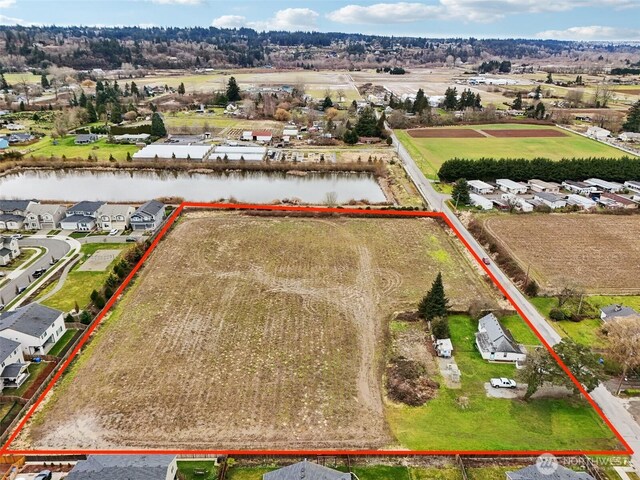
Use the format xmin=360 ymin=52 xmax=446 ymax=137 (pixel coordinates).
xmin=524 ymin=263 xmax=531 ymax=286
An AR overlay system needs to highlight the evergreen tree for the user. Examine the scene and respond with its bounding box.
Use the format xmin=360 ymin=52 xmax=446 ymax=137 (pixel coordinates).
xmin=533 ymin=85 xmax=542 ymax=100
xmin=443 ymin=87 xmax=458 ymax=110
xmin=512 ymin=92 xmax=523 ymax=110
xmin=322 ymin=96 xmax=333 ymax=109
xmin=452 ymin=178 xmax=471 ymax=206
xmin=354 ymin=107 xmax=381 ymax=138
xmin=0 ymin=73 xmax=9 ymax=91
xmin=19 ymin=100 xmax=25 ymax=111
xmin=343 ymin=129 xmax=358 ymax=145
xmin=534 ymin=101 xmax=546 ymax=120
xmin=412 ymin=88 xmax=429 ymax=114
xmin=178 ymin=82 xmax=186 ymax=95
xmin=226 ymin=76 xmax=241 ymax=102
xmin=418 ymin=272 xmax=450 ymax=320
xmin=131 ymin=81 xmax=139 ymax=97
xmin=110 ymin=102 xmax=123 ymax=124
xmin=79 ymin=91 xmax=87 ymax=108
xmin=86 ymin=101 xmax=98 ymax=123
xmin=622 ymin=100 xmax=640 ymax=132
xmin=545 ymin=72 xmax=554 ymax=84
xmin=151 ymin=112 xmax=167 ymax=137
xmin=40 ymin=74 xmax=50 ymax=89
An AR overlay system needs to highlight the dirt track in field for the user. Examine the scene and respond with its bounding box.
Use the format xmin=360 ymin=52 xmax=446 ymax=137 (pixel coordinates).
xmin=407 ymin=128 xmax=485 ymax=138
xmin=483 ymin=214 xmax=640 ymax=294
xmin=20 ymin=212 xmax=499 ymax=450
xmin=484 ymin=129 xmax=567 ymax=138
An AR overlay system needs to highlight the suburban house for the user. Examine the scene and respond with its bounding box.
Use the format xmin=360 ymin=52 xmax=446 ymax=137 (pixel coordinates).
xmin=130 ymin=200 xmax=166 ymax=231
xmin=242 ymin=130 xmax=273 ymax=143
xmin=0 ymin=337 xmax=30 ymax=390
xmin=97 ymin=204 xmax=135 ymax=231
xmin=435 ymin=338 xmax=453 ymax=358
xmin=0 ymin=236 xmax=21 ymax=266
xmin=0 ymin=303 xmax=66 ymax=355
xmin=66 ymin=455 xmax=178 ymax=480
xmin=5 ymin=123 xmax=25 ymax=131
xmin=562 ymin=181 xmax=596 ymax=196
xmin=619 ymin=132 xmax=640 ymax=143
xmin=0 ymin=199 xmax=38 ymax=231
xmin=475 ymin=313 xmax=526 ymax=363
xmin=24 ymin=204 xmax=67 ymax=230
xmin=75 ymin=133 xmax=99 ymax=145
xmin=566 ymin=194 xmax=597 ymax=210
xmin=60 ymin=201 xmax=105 ymax=231
xmin=282 ymin=126 xmax=299 ymax=137
xmin=600 ymin=192 xmax=638 ymax=209
xmin=586 ymin=126 xmax=611 ymax=140
xmin=600 ymin=304 xmax=638 ymax=322
xmin=470 ymin=193 xmax=493 ymax=210
xmin=506 ymin=464 xmax=594 ymax=480
xmin=584 ymin=178 xmax=624 ymax=193
xmin=528 ymin=179 xmax=561 ymax=193
xmin=533 ymin=192 xmax=567 ymax=210
xmin=624 ymin=180 xmax=640 ymax=194
xmin=263 ymin=461 xmax=351 ymax=480
xmin=7 ymin=133 xmax=35 ymax=144
xmin=496 ymin=179 xmax=528 ymax=195
xmin=468 ymin=180 xmax=495 ymax=195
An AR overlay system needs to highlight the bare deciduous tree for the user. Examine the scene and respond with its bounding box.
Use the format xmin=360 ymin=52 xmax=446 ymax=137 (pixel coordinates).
xmin=603 ymin=316 xmax=640 ymax=395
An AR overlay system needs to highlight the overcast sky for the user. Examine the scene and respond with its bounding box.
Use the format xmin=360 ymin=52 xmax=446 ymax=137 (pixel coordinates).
xmin=1 ymin=0 xmax=639 ymax=41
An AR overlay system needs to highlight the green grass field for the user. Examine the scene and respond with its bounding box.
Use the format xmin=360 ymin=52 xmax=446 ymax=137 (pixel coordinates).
xmin=47 ymin=329 xmax=78 ymax=357
xmin=37 ymin=244 xmax=129 ymax=312
xmin=395 ymin=124 xmax=629 ymax=179
xmin=385 ymin=314 xmax=619 ymax=451
xmin=177 ymin=461 xmax=218 ymax=480
xmin=26 ymin=136 xmax=139 ymax=161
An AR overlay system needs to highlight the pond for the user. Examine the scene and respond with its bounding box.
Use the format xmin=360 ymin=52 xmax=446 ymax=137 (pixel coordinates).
xmin=0 ymin=169 xmax=387 ymax=204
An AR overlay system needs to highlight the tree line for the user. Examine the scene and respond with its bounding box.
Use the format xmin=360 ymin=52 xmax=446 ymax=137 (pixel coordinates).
xmin=438 ymin=157 xmax=640 ymax=183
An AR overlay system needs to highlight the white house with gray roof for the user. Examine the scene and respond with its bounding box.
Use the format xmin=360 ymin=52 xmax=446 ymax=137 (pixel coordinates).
xmin=0 ymin=337 xmax=29 ymax=391
xmin=263 ymin=461 xmax=351 ymax=480
xmin=0 ymin=200 xmax=38 ymax=231
xmin=475 ymin=313 xmax=526 ymax=363
xmin=131 ymin=200 xmax=165 ymax=231
xmin=533 ymin=192 xmax=567 ymax=210
xmin=97 ymin=204 xmax=135 ymax=231
xmin=60 ymin=201 xmax=105 ymax=231
xmin=24 ymin=204 xmax=67 ymax=230
xmin=0 ymin=236 xmax=20 ymax=266
xmin=66 ymin=455 xmax=178 ymax=480
xmin=506 ymin=464 xmax=594 ymax=480
xmin=0 ymin=303 xmax=66 ymax=355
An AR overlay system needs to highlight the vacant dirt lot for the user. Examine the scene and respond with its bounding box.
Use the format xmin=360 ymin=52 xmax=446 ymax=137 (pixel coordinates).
xmin=485 ymin=129 xmax=567 ymax=138
xmin=483 ymin=214 xmax=640 ymax=294
xmin=408 ymin=128 xmax=485 ymax=138
xmin=19 ymin=212 xmax=498 ymax=451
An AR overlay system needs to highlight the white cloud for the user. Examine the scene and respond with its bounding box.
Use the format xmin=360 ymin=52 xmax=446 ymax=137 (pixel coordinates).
xmin=211 ymin=15 xmax=247 ymax=29
xmin=0 ymin=0 xmax=16 ymax=8
xmin=536 ymin=25 xmax=640 ymax=41
xmin=212 ymin=8 xmax=320 ymax=31
xmin=327 ymin=0 xmax=640 ymax=25
xmin=149 ymin=0 xmax=203 ymax=5
xmin=0 ymin=14 xmax=33 ymax=25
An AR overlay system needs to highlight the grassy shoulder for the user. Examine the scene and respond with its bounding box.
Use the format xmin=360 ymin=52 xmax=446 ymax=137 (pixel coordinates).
xmin=385 ymin=314 xmax=619 ymax=451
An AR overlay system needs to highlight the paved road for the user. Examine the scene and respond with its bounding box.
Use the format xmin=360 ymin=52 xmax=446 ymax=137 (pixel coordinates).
xmin=392 ymin=132 xmax=640 ymax=467
xmin=0 ymin=237 xmax=71 ymax=307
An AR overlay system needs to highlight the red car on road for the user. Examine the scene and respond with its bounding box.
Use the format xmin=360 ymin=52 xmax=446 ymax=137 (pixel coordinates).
xmin=482 ymin=257 xmax=491 ymax=265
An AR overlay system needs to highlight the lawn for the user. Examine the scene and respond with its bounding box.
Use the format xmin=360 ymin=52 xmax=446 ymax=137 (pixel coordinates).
xmin=37 ymin=244 xmax=128 ymax=312
xmin=385 ymin=314 xmax=619 ymax=451
xmin=163 ymin=111 xmax=239 ymax=131
xmin=227 ymin=465 xmax=463 ymax=480
xmin=227 ymin=467 xmax=277 ymax=480
xmin=26 ymin=136 xmax=140 ymax=161
xmin=12 ymin=362 xmax=48 ymax=398
xmin=47 ymin=329 xmax=78 ymax=357
xmin=395 ymin=124 xmax=628 ymax=179
xmin=501 ymin=314 xmax=542 ymax=346
xmin=177 ymin=461 xmax=217 ymax=480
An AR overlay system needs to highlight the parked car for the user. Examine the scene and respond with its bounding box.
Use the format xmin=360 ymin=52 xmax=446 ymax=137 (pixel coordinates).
xmin=490 ymin=377 xmax=517 ymax=388
xmin=34 ymin=470 xmax=52 ymax=480
xmin=16 ymin=286 xmax=27 ymax=294
xmin=109 ymin=228 xmax=120 ymax=236
xmin=11 ymin=233 xmax=23 ymax=240
xmin=32 ymin=267 xmax=47 ymax=278
xmin=0 ymin=271 xmax=5 ymax=277
xmin=482 ymin=257 xmax=491 ymax=265
xmin=0 ymin=304 xmax=4 ymax=311
xmin=126 ymin=236 xmax=136 ymax=242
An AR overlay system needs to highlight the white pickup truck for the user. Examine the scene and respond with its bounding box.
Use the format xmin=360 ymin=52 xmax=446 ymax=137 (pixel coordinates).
xmin=490 ymin=377 xmax=517 ymax=389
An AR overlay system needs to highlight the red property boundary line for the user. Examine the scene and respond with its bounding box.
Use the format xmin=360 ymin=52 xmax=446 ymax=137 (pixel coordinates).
xmin=0 ymin=203 xmax=633 ymax=457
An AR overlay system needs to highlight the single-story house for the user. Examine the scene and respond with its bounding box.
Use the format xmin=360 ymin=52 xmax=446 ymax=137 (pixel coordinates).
xmin=600 ymin=304 xmax=638 ymax=322
xmin=5 ymin=123 xmax=25 ymax=131
xmin=24 ymin=204 xmax=67 ymax=230
xmin=97 ymin=204 xmax=135 ymax=231
xmin=0 ymin=236 xmax=21 ymax=266
xmin=623 ymin=180 xmax=640 ymax=194
xmin=586 ymin=126 xmax=611 ymax=140
xmin=470 ymin=193 xmax=493 ymax=210
xmin=66 ymin=455 xmax=178 ymax=480
xmin=584 ymin=178 xmax=624 ymax=193
xmin=475 ymin=313 xmax=526 ymax=363
xmin=435 ymin=338 xmax=453 ymax=358
xmin=113 ymin=133 xmax=150 ymax=144
xmin=263 ymin=461 xmax=351 ymax=480
xmin=211 ymin=145 xmax=266 ymax=162
xmin=566 ymin=194 xmax=597 ymax=210
xmin=562 ymin=180 xmax=596 ymax=196
xmin=0 ymin=303 xmax=66 ymax=355
xmin=75 ymin=133 xmax=99 ymax=145
xmin=133 ymin=144 xmax=214 ymax=162
xmin=60 ymin=201 xmax=105 ymax=231
xmin=501 ymin=193 xmax=534 ymax=212
xmin=242 ymin=130 xmax=273 ymax=143
xmin=282 ymin=127 xmax=299 ymax=137
xmin=506 ymin=464 xmax=594 ymax=480
xmin=0 ymin=337 xmax=29 ymax=391
xmin=619 ymin=132 xmax=640 ymax=143
xmin=8 ymin=133 xmax=35 ymax=144
xmin=496 ymin=179 xmax=528 ymax=195
xmin=533 ymin=192 xmax=567 ymax=209
xmin=600 ymin=192 xmax=638 ymax=209
xmin=528 ymin=179 xmax=560 ymax=194
xmin=130 ymin=200 xmax=165 ymax=231
xmin=468 ymin=180 xmax=495 ymax=195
